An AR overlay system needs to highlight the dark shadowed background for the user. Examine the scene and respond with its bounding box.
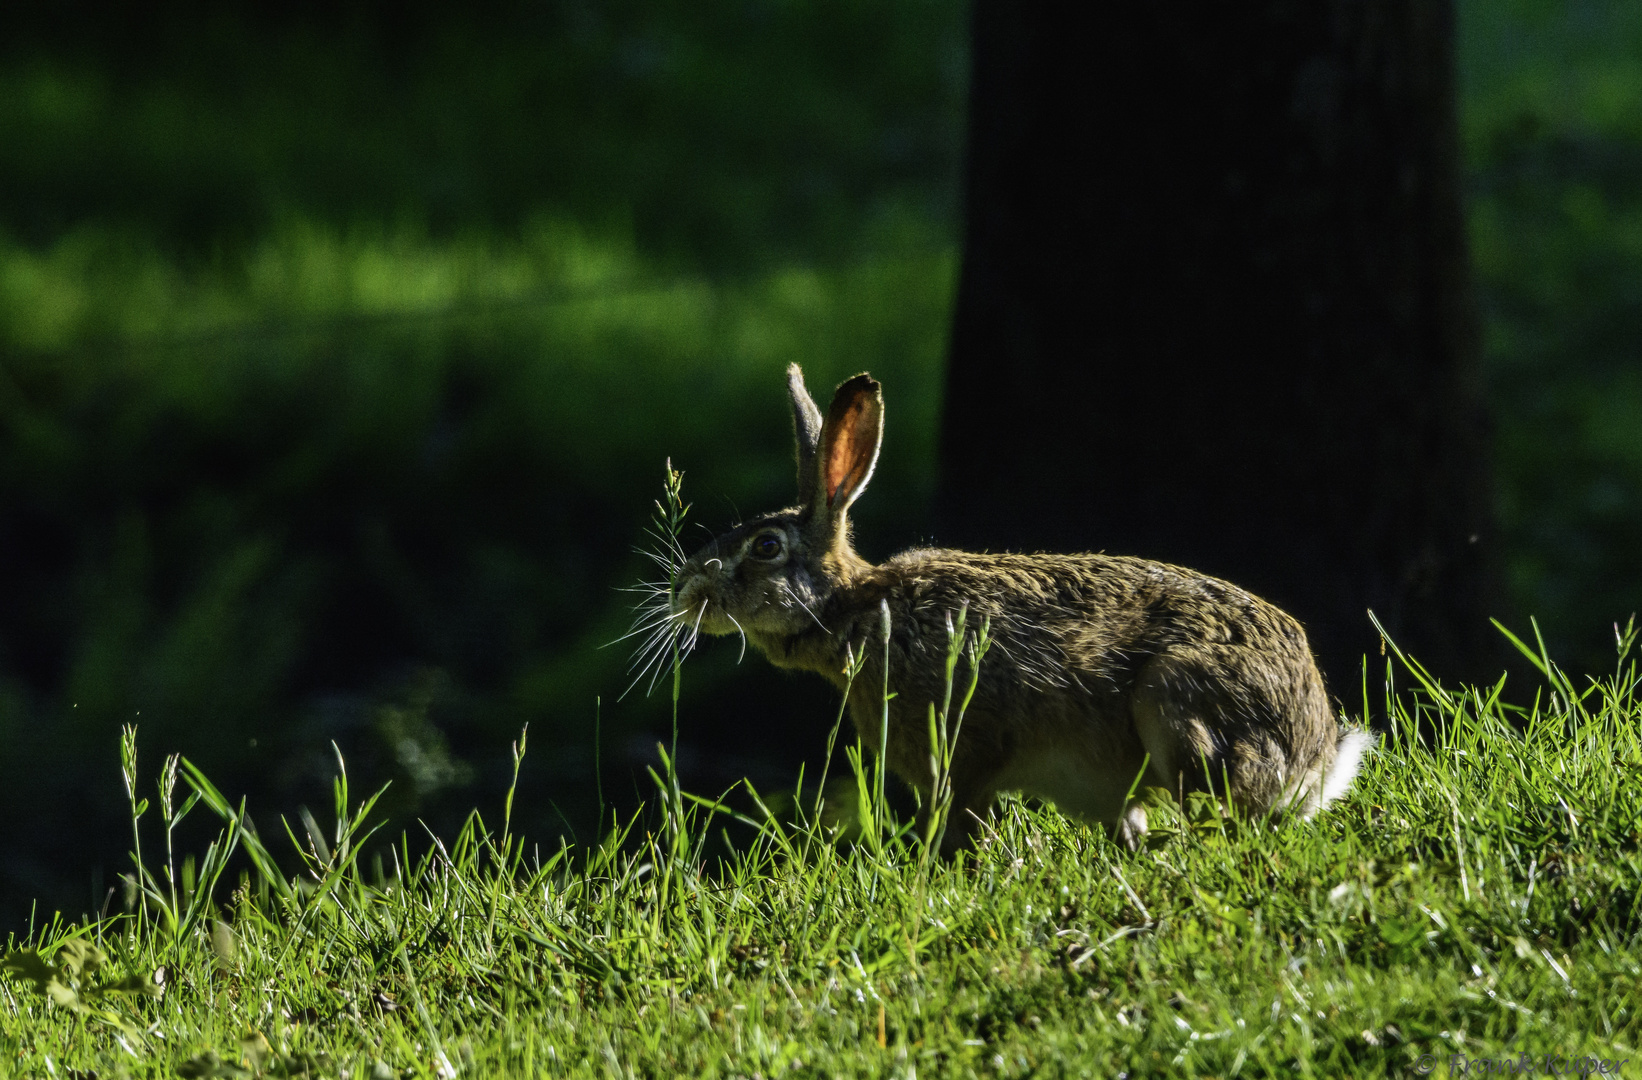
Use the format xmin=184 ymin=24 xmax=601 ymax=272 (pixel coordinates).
xmin=0 ymin=0 xmax=1637 ymax=930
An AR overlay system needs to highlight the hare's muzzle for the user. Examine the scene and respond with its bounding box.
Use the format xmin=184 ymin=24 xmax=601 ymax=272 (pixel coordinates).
xmin=670 ymin=559 xmax=715 ymax=618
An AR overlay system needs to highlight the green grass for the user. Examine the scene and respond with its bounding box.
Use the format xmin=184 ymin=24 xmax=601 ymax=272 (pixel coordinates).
xmin=4 ymin=608 xmax=1640 ymax=1077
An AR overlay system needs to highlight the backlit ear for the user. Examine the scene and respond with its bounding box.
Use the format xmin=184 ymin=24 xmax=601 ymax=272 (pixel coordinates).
xmin=818 ymin=373 xmax=883 ymax=515
xmin=788 ymin=364 xmax=824 ymax=507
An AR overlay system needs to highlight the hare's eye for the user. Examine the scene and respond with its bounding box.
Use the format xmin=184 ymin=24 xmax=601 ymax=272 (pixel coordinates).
xmin=750 ymin=533 xmax=784 ymax=560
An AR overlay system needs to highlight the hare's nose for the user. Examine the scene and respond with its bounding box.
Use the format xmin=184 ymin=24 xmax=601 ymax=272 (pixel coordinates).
xmin=673 ymin=573 xmax=708 ymax=609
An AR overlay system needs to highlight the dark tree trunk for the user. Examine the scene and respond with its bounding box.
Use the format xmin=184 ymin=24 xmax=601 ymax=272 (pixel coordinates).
xmin=935 ymin=2 xmax=1499 ymax=693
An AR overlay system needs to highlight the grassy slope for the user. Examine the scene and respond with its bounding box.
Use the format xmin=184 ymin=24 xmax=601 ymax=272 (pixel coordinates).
xmin=3 ymin=628 xmax=1640 ymax=1077
xmin=2 ymin=2 xmax=1641 ymax=1071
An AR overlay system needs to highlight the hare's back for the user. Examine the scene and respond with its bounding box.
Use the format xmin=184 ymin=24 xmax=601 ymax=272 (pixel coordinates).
xmin=883 ymin=548 xmax=1295 ymax=637
xmin=877 ymin=547 xmax=1322 ymax=690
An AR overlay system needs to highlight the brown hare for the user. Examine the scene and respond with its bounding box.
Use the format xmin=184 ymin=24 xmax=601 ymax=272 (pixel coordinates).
xmin=659 ymin=365 xmax=1370 ymax=853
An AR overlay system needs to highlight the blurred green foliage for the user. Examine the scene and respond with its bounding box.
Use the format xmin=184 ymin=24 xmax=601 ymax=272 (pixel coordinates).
xmin=1460 ymin=0 xmax=1642 ymax=669
xmin=0 ymin=2 xmax=963 ymax=265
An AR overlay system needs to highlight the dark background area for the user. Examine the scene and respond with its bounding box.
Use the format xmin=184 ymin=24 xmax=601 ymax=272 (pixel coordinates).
xmin=0 ymin=0 xmax=1637 ymax=930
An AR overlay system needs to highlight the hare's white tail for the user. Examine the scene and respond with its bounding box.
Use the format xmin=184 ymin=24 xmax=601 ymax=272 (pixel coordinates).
xmin=1288 ymin=729 xmax=1374 ymax=818
xmin=1320 ymin=730 xmax=1373 ymax=807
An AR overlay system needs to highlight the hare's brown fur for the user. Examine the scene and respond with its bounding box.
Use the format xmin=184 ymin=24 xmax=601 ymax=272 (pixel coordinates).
xmin=670 ymin=367 xmax=1368 ymax=853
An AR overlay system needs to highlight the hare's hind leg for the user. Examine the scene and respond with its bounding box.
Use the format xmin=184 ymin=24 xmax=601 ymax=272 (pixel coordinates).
xmin=1107 ymin=803 xmax=1150 ymax=851
xmin=1129 ymin=650 xmax=1287 ymax=818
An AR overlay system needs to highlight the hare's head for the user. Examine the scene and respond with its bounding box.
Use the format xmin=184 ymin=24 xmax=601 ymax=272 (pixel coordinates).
xmin=670 ymin=365 xmax=883 ymax=657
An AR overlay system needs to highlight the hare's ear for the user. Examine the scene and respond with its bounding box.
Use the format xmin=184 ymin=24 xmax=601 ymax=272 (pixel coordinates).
xmin=788 ymin=364 xmax=824 ymax=507
xmin=817 ymin=373 xmax=883 ymax=518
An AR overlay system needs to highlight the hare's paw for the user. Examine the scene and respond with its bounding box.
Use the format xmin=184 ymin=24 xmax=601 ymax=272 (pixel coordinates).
xmin=1108 ymin=803 xmax=1149 ymax=852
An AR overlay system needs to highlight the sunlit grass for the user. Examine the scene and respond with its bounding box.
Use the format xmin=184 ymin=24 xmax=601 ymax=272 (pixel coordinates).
xmin=3 ymin=607 xmax=1641 ymax=1076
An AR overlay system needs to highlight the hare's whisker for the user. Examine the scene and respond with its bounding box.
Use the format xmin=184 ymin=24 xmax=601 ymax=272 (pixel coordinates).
xmin=643 ymin=642 xmax=682 ymax=695
xmin=632 ymin=597 xmax=684 ymax=620
xmin=781 ymin=582 xmax=829 ymax=634
xmin=628 ymin=606 xmax=682 ymax=651
xmin=634 ymin=536 xmax=683 ymax=562
xmin=724 ymin=612 xmax=748 ymax=663
xmin=645 ymin=540 xmax=683 ymax=564
xmin=608 ymin=611 xmax=685 ymax=648
xmin=610 ymin=618 xmax=667 ymax=652
xmin=618 ymin=598 xmax=685 ymax=631
xmin=624 ymin=629 xmax=675 ymax=674
xmin=621 ymin=617 xmax=689 ymax=699
xmin=630 ymin=598 xmax=706 ymax=697
xmin=682 ymin=600 xmax=708 ymax=653
xmin=637 ymin=550 xmax=681 ymax=574
xmin=619 ymin=642 xmax=666 ymax=698
xmin=643 ymin=525 xmax=689 ymax=558
xmin=639 ymin=531 xmax=687 ymax=568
